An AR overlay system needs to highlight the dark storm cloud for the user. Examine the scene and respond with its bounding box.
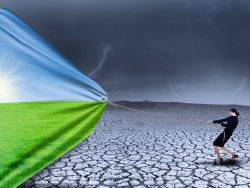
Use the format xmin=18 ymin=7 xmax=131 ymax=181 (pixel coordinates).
xmin=1 ymin=0 xmax=250 ymax=105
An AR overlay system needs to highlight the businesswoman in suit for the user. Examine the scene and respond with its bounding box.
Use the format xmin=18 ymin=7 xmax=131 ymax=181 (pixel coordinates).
xmin=208 ymin=108 xmax=239 ymax=164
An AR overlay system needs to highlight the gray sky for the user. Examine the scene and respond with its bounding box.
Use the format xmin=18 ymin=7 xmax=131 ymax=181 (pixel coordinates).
xmin=1 ymin=0 xmax=250 ymax=105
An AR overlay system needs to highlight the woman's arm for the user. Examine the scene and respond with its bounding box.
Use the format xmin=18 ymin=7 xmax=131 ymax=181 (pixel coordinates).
xmin=220 ymin=122 xmax=228 ymax=127
xmin=213 ymin=117 xmax=229 ymax=124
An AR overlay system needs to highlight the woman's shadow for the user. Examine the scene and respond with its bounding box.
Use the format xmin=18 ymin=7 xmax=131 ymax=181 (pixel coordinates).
xmin=197 ymin=159 xmax=241 ymax=166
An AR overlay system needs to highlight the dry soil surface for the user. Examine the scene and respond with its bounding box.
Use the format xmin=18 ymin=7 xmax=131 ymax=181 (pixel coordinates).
xmin=20 ymin=102 xmax=250 ymax=188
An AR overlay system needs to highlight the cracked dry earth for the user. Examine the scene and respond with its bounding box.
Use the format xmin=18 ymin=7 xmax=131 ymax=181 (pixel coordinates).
xmin=20 ymin=102 xmax=250 ymax=188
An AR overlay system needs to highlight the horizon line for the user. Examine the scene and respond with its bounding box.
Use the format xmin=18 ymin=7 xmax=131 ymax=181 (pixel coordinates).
xmin=112 ymin=100 xmax=250 ymax=107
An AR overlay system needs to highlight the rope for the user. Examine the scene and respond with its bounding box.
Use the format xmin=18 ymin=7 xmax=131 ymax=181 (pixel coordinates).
xmin=108 ymin=101 xmax=246 ymax=142
xmin=108 ymin=101 xmax=206 ymax=123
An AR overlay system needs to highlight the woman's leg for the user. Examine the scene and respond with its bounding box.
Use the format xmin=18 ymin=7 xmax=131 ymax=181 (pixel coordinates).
xmin=222 ymin=146 xmax=234 ymax=156
xmin=213 ymin=145 xmax=222 ymax=159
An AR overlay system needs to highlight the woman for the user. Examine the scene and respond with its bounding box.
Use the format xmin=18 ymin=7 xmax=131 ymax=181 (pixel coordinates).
xmin=208 ymin=108 xmax=239 ymax=164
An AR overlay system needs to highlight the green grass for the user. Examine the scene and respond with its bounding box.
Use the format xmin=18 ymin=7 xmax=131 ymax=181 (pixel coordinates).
xmin=0 ymin=101 xmax=107 ymax=188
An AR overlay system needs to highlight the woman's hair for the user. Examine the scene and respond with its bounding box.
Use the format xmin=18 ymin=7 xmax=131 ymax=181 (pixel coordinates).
xmin=230 ymin=108 xmax=240 ymax=116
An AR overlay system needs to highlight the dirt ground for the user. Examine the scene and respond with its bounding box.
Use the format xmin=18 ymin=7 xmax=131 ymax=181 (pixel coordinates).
xmin=21 ymin=102 xmax=250 ymax=188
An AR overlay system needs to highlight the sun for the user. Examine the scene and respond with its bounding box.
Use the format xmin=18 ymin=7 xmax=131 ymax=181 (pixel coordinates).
xmin=0 ymin=61 xmax=17 ymax=102
xmin=0 ymin=54 xmax=19 ymax=102
xmin=0 ymin=53 xmax=26 ymax=103
xmin=0 ymin=77 xmax=15 ymax=102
